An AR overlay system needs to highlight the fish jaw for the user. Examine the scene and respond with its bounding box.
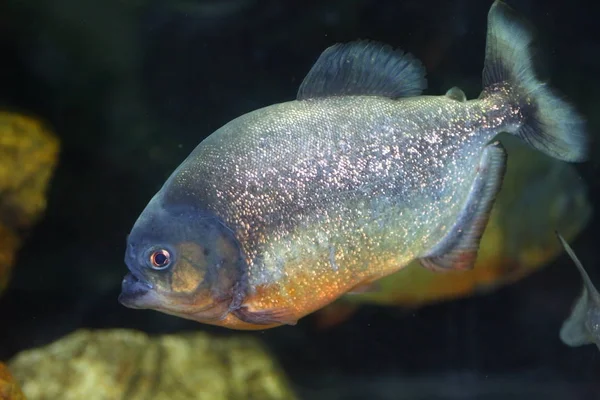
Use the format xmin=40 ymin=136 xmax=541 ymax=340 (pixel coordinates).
xmin=118 ymin=272 xmax=237 ymax=324
xmin=118 ymin=273 xmax=284 ymax=329
xmin=118 ymin=272 xmax=158 ymax=309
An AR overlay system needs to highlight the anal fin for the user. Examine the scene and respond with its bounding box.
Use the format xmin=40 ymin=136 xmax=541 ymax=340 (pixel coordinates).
xmin=312 ymin=303 xmax=360 ymax=330
xmin=420 ymin=141 xmax=507 ymax=271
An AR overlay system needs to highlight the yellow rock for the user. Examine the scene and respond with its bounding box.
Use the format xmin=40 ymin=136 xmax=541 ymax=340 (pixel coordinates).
xmin=8 ymin=329 xmax=296 ymax=400
xmin=0 ymin=362 xmax=26 ymax=400
xmin=0 ymin=111 xmax=60 ymax=295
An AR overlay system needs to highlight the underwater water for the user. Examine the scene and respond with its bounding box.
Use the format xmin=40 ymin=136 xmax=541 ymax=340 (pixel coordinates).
xmin=0 ymin=0 xmax=599 ymax=399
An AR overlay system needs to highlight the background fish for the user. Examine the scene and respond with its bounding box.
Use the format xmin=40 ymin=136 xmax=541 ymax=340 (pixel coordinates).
xmin=313 ymin=136 xmax=592 ymax=328
xmin=119 ymin=0 xmax=588 ymax=330
xmin=557 ymin=233 xmax=600 ymax=351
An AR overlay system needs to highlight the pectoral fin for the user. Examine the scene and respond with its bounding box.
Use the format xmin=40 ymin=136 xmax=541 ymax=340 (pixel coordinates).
xmin=232 ymin=306 xmax=298 ymax=326
xmin=347 ymin=281 xmax=382 ymax=294
xmin=420 ymin=141 xmax=507 ymax=271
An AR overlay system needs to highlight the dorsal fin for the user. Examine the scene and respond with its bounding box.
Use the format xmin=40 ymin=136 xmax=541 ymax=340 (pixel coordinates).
xmin=445 ymin=86 xmax=467 ymax=102
xmin=297 ymin=40 xmax=427 ymax=100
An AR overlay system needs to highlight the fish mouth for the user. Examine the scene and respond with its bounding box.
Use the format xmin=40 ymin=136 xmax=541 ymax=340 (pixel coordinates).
xmin=118 ymin=272 xmax=153 ymax=309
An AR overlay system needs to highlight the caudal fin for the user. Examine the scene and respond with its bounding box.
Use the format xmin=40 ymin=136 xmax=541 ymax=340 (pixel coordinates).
xmin=483 ymin=0 xmax=588 ymax=162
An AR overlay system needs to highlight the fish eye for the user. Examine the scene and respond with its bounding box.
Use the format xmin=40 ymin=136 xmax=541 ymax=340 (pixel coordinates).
xmin=149 ymin=249 xmax=171 ymax=270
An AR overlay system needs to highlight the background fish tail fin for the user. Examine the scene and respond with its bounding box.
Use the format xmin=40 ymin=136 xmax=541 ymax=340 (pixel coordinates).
xmin=482 ymin=0 xmax=588 ymax=162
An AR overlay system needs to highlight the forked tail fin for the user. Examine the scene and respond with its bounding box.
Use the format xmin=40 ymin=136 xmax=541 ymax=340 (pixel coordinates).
xmin=482 ymin=0 xmax=588 ymax=162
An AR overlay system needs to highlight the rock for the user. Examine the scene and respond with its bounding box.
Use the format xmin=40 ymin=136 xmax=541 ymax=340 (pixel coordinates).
xmin=0 ymin=111 xmax=60 ymax=295
xmin=0 ymin=226 xmax=20 ymax=297
xmin=0 ymin=362 xmax=26 ymax=400
xmin=8 ymin=329 xmax=297 ymax=400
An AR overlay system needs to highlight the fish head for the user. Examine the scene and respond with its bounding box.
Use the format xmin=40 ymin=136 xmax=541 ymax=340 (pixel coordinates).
xmin=119 ymin=197 xmax=243 ymax=323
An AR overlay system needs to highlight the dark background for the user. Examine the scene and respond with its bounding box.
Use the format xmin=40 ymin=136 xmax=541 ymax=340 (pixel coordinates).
xmin=1 ymin=0 xmax=599 ymax=398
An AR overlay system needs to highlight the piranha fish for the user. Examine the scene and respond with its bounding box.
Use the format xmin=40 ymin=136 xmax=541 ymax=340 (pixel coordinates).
xmin=557 ymin=233 xmax=600 ymax=351
xmin=119 ymin=0 xmax=588 ymax=330
xmin=313 ymin=137 xmax=592 ymax=329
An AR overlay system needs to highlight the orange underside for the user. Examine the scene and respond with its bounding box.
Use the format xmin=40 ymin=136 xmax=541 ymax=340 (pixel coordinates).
xmin=206 ymin=235 xmax=557 ymax=330
xmin=311 ymin=254 xmax=544 ymax=330
xmin=213 ymin=257 xmax=394 ymax=330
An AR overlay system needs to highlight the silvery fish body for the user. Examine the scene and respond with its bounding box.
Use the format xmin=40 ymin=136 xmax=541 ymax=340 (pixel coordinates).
xmin=119 ymin=0 xmax=588 ymax=330
xmin=166 ymin=95 xmax=509 ymax=301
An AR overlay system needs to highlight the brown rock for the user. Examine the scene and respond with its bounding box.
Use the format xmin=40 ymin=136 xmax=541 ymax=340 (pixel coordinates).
xmin=0 ymin=362 xmax=26 ymax=400
xmin=8 ymin=329 xmax=297 ymax=400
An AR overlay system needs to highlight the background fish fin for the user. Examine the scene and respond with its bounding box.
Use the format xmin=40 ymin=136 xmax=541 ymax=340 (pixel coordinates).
xmin=233 ymin=306 xmax=298 ymax=326
xmin=559 ymin=289 xmax=594 ymax=347
xmin=419 ymin=141 xmax=507 ymax=272
xmin=445 ymin=86 xmax=467 ymax=102
xmin=556 ymin=232 xmax=600 ymax=348
xmin=297 ymin=40 xmax=427 ymax=100
xmin=556 ymin=232 xmax=600 ymax=303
